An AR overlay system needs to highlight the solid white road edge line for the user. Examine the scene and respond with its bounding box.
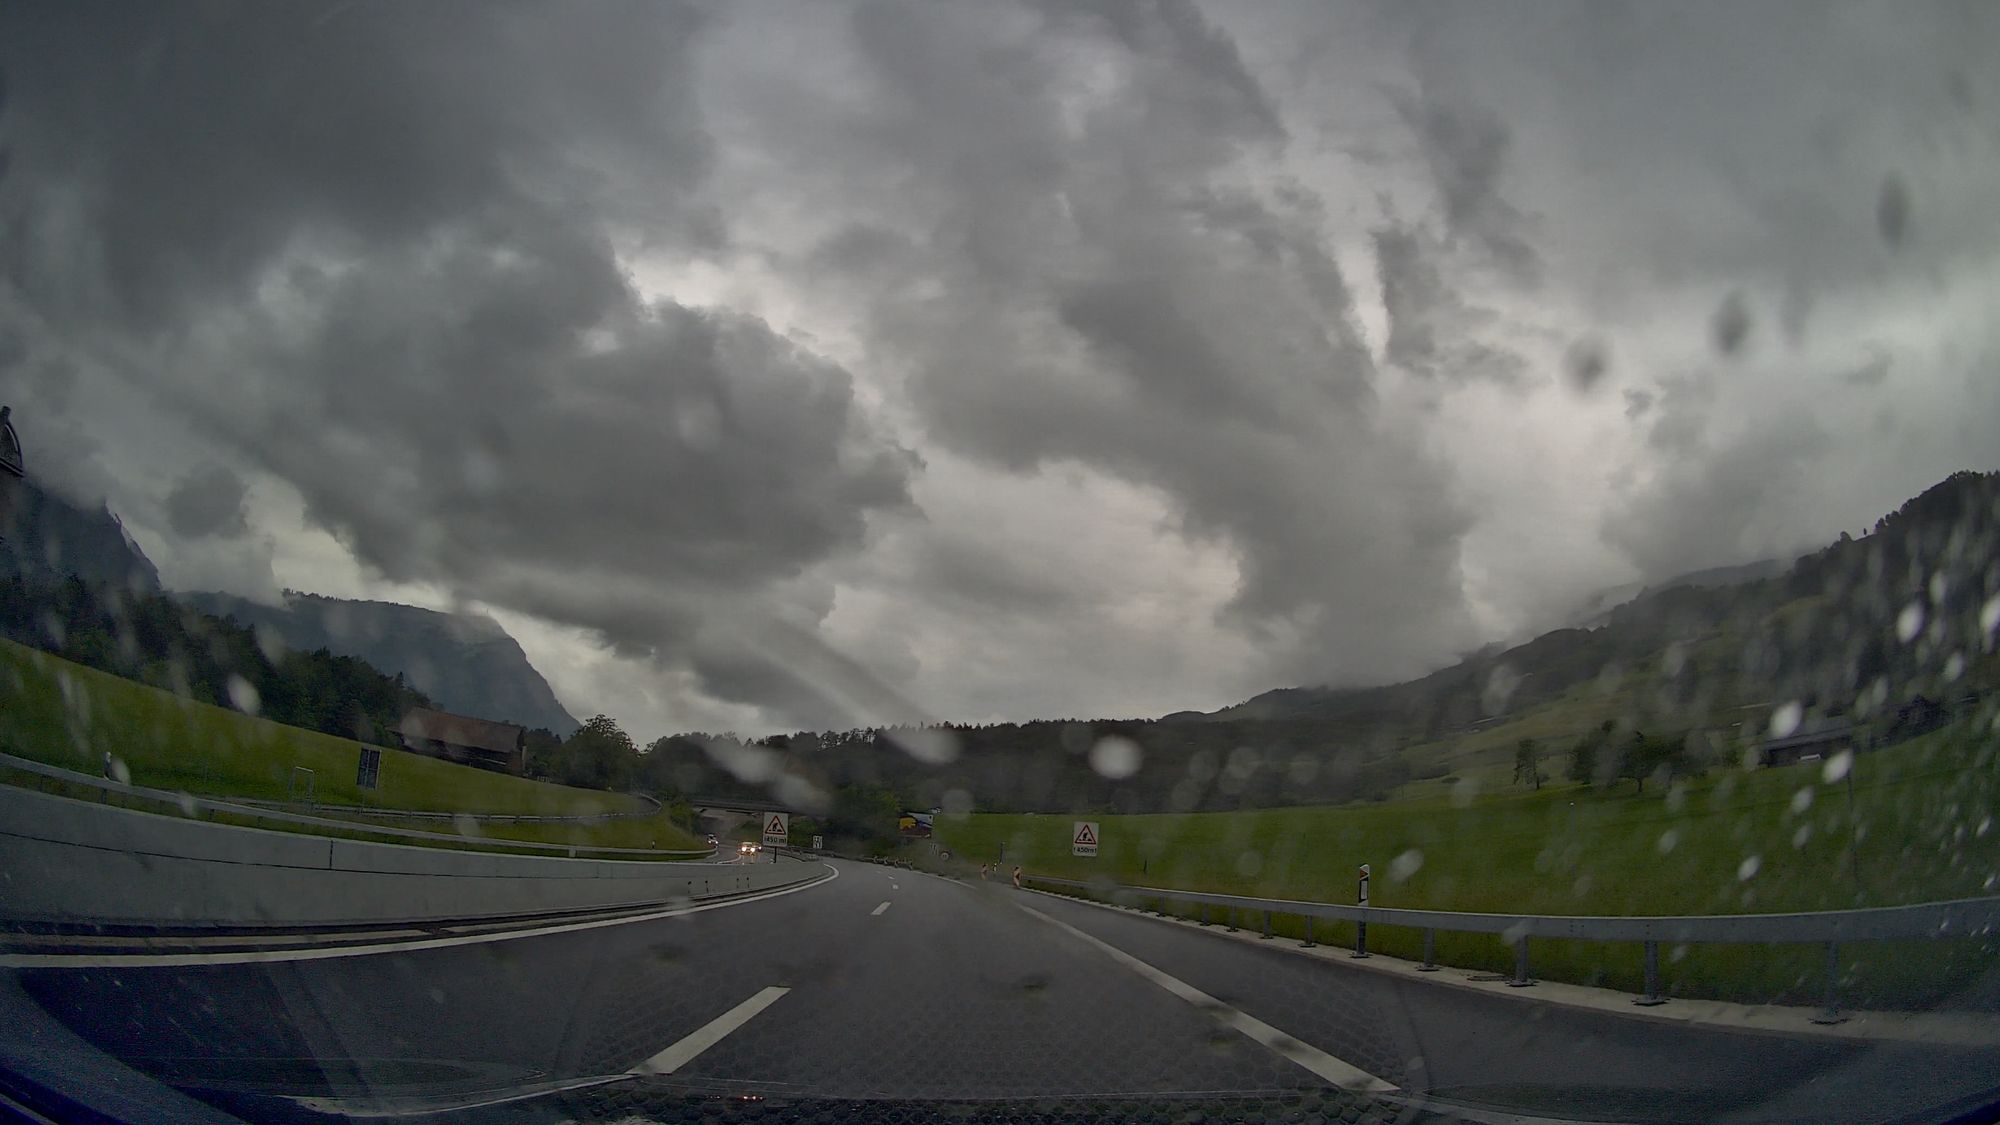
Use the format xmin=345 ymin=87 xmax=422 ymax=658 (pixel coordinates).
xmin=630 ymin=985 xmax=792 ymax=1076
xmin=0 ymin=863 xmax=840 ymax=970
xmin=1012 ymin=897 xmax=1397 ymax=1095
xmin=871 ymin=901 xmax=892 ymax=916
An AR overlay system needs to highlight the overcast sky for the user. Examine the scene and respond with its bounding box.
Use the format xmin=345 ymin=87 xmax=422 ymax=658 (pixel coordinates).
xmin=2 ymin=1 xmax=1995 ymax=741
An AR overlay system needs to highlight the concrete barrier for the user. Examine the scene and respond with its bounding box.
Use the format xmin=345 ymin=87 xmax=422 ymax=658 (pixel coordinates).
xmin=0 ymin=787 xmax=820 ymax=929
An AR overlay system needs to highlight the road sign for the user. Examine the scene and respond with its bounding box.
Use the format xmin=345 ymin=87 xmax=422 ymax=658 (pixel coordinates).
xmin=762 ymin=812 xmax=789 ymax=846
xmin=811 ymin=835 xmax=824 ymax=851
xmin=1071 ymin=821 xmax=1099 ymax=857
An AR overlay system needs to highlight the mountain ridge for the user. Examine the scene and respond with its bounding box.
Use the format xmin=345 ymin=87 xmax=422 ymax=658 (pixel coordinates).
xmin=183 ymin=590 xmax=580 ymax=737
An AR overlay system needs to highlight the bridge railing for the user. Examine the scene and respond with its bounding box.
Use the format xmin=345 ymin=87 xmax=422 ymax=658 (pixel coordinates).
xmin=1023 ymin=873 xmax=2000 ymax=1021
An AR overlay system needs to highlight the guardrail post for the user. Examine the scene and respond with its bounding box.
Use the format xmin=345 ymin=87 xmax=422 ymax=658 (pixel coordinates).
xmin=1300 ymin=916 xmax=1316 ymax=948
xmin=1634 ymin=941 xmax=1667 ymax=1006
xmin=1261 ymin=910 xmax=1273 ymax=939
xmin=1509 ymin=937 xmax=1534 ymax=987
xmin=1201 ymin=905 xmax=1213 ymax=927
xmin=1812 ymin=942 xmax=1846 ymax=1024
xmin=1352 ymin=917 xmax=1370 ymax=958
xmin=1418 ymin=928 xmax=1439 ymax=971
xmin=1226 ymin=908 xmax=1238 ymax=932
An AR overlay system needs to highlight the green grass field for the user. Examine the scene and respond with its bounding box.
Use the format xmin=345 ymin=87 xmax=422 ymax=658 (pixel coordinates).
xmin=940 ymin=719 xmax=2000 ymax=1009
xmin=0 ymin=636 xmax=702 ymax=853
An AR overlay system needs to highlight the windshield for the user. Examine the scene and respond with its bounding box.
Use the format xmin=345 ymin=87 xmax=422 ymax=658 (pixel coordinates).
xmin=2 ymin=2 xmax=1997 ymax=1123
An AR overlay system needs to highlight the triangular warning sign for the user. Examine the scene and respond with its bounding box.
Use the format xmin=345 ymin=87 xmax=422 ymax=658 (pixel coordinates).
xmin=767 ymin=815 xmax=785 ymax=834
xmin=1074 ymin=823 xmax=1097 ymax=846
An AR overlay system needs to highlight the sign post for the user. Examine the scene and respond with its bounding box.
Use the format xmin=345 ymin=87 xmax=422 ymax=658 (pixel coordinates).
xmin=1353 ymin=863 xmax=1371 ymax=959
xmin=1071 ymin=821 xmax=1099 ymax=858
xmin=762 ymin=812 xmax=789 ymax=847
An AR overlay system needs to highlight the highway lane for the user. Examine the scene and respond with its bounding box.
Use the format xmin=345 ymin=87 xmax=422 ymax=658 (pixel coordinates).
xmin=10 ymin=858 xmax=1999 ymax=1121
xmin=10 ymin=859 xmax=1332 ymax=1114
xmin=1018 ymin=889 xmax=2000 ymax=1123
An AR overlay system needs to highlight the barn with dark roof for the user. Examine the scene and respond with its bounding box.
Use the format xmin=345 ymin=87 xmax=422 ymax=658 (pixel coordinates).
xmin=394 ymin=707 xmax=527 ymax=775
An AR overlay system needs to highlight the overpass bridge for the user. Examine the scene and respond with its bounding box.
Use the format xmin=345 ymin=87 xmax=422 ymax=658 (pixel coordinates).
xmin=688 ymin=795 xmax=801 ymax=817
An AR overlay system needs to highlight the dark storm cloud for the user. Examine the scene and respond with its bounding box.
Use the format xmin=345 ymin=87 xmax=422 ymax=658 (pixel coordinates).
xmin=1388 ymin=86 xmax=1541 ymax=288
xmin=165 ymin=464 xmax=249 ymax=540
xmin=0 ymin=1 xmax=916 ymax=729
xmin=1373 ymin=223 xmax=1529 ymax=388
xmin=801 ymin=0 xmax=1482 ymax=685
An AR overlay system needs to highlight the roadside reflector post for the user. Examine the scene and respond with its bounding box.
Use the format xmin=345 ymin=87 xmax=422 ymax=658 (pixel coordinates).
xmin=1509 ymin=937 xmax=1534 ymax=987
xmin=1634 ymin=940 xmax=1667 ymax=1005
xmin=1300 ymin=916 xmax=1316 ymax=948
xmin=1418 ymin=928 xmax=1439 ymax=971
xmin=1812 ymin=942 xmax=1847 ymax=1025
xmin=1352 ymin=863 xmax=1371 ymax=959
xmin=1261 ymin=911 xmax=1273 ymax=939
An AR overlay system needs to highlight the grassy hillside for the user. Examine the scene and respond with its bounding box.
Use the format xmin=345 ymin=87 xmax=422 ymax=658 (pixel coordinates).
xmin=940 ymin=718 xmax=2000 ymax=1008
xmin=0 ymin=636 xmax=647 ymax=819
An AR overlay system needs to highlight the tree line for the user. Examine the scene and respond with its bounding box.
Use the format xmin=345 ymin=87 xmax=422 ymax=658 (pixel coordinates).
xmin=1513 ymin=723 xmax=1710 ymax=796
xmin=0 ymin=572 xmax=432 ymax=748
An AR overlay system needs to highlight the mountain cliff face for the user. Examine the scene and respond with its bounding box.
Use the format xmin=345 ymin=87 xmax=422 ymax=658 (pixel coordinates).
xmin=0 ymin=478 xmax=161 ymax=592
xmin=183 ymin=592 xmax=580 ymax=736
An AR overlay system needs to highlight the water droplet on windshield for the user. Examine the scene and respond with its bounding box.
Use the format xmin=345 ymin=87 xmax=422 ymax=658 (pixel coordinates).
xmin=1981 ymin=595 xmax=2000 ymax=639
xmin=1769 ymin=700 xmax=1803 ymax=739
xmin=1564 ymin=336 xmax=1610 ymax=393
xmin=1235 ymin=850 xmax=1262 ymax=877
xmin=1089 ymin=736 xmax=1142 ymax=779
xmin=107 ymin=756 xmax=130 ymax=785
xmin=1737 ymin=855 xmax=1761 ymax=881
xmin=1878 ymin=173 xmax=1910 ymax=248
xmin=1793 ymin=825 xmax=1813 ymax=848
xmin=1790 ymin=787 xmax=1814 ymax=814
xmin=940 ymin=788 xmax=974 ymax=816
xmin=1823 ymin=749 xmax=1854 ymax=784
xmin=1897 ymin=601 xmax=1926 ymax=643
xmin=1450 ymin=776 xmax=1480 ymax=807
xmin=1481 ymin=664 xmax=1521 ymax=716
xmin=896 ymin=727 xmax=960 ymax=765
xmin=1657 ymin=829 xmax=1680 ymax=854
xmin=225 ymin=674 xmax=260 ymax=716
xmin=1943 ymin=652 xmax=1966 ymax=681
xmin=1928 ymin=572 xmax=1948 ymax=605
xmin=1389 ymin=849 xmax=1423 ymax=882
xmin=1712 ymin=291 xmax=1752 ymax=356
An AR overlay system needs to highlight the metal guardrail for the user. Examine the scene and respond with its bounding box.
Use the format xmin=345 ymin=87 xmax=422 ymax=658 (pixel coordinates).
xmin=1026 ymin=874 xmax=2000 ymax=1021
xmin=0 ymin=752 xmax=715 ymax=861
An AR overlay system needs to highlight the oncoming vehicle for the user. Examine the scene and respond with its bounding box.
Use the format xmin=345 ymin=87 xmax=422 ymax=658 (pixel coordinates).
xmin=738 ymin=841 xmax=760 ymax=856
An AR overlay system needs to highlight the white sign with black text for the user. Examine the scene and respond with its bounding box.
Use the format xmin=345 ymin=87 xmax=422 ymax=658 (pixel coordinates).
xmin=763 ymin=812 xmax=789 ymax=846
